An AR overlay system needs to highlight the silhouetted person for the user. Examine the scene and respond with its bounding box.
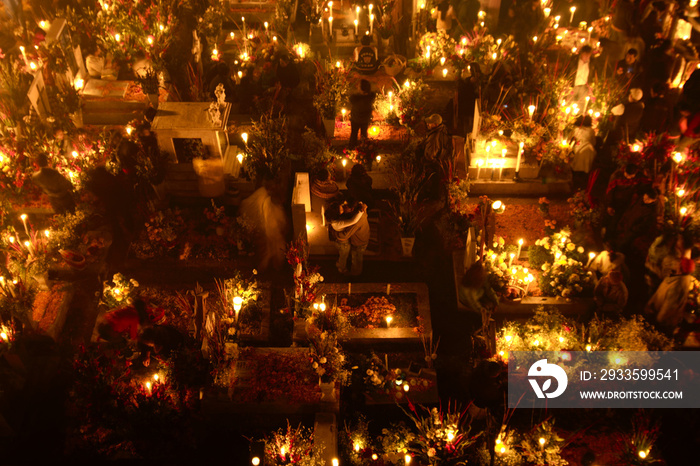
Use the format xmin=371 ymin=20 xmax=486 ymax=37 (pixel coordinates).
xmin=349 ymin=79 xmax=376 ymax=147
xmin=640 ymin=82 xmax=672 ymax=134
xmin=353 ymin=35 xmax=379 ymax=75
xmin=138 ymin=325 xmax=185 ymax=367
xmin=346 ymin=164 xmax=374 ymax=208
xmin=31 ymin=153 xmax=75 ymax=214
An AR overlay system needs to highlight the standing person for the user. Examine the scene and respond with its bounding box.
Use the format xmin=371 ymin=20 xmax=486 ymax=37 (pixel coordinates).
xmin=572 ymin=46 xmax=594 ymax=103
xmin=616 ymin=185 xmax=660 ymax=254
xmin=433 ymin=0 xmax=457 ymax=34
xmin=609 ymin=88 xmax=645 ymax=143
xmin=615 ymin=48 xmax=641 ymax=86
xmin=639 ymin=82 xmax=672 ymax=134
xmin=603 ymin=163 xmax=648 ymax=242
xmin=570 ymin=115 xmax=597 ymax=190
xmin=348 ymin=79 xmax=376 ymax=148
xmin=609 ymin=0 xmax=637 ymax=64
xmin=423 ymin=114 xmax=452 ymax=199
xmin=353 ymin=35 xmax=379 ymax=75
xmin=647 ymin=258 xmax=697 ymax=334
xmin=344 ymin=202 xmax=370 ymax=276
xmin=275 ymin=52 xmax=300 ymax=111
xmin=239 ymin=183 xmax=288 ymax=272
xmin=31 ymin=153 xmax=76 ymax=214
xmin=325 ymin=198 xmax=367 ymax=274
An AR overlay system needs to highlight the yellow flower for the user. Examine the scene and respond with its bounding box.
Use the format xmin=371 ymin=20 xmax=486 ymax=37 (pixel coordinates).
xmin=566 ymin=243 xmax=575 ymax=251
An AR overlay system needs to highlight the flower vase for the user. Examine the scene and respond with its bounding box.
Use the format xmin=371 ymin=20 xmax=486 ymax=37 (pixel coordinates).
xmin=319 ymin=381 xmax=336 ymax=402
xmin=70 ymin=110 xmax=83 ymax=129
xmin=400 ymin=237 xmax=415 ymax=256
xmin=323 ymin=118 xmax=335 ymax=138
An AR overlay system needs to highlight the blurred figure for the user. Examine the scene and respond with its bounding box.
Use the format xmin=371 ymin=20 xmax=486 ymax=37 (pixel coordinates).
xmin=138 ymin=325 xmax=185 ymax=367
xmin=594 ymin=267 xmax=628 ymax=316
xmin=639 ymin=82 xmax=672 ymax=134
xmin=572 ymin=46 xmax=594 ymax=102
xmin=97 ymin=299 xmax=151 ymax=348
xmin=458 ymin=262 xmax=499 ymax=315
xmin=326 ymin=198 xmax=367 ymax=274
xmin=346 ymin=163 xmax=374 ymax=208
xmin=85 ymin=41 xmax=119 ymax=80
xmin=239 ymin=184 xmax=288 ymax=272
xmin=589 ymin=241 xmax=627 ymax=285
xmin=432 ymin=0 xmax=457 ymax=34
xmin=647 ymin=258 xmax=697 ymax=333
xmin=208 ymin=61 xmax=236 ymax=103
xmin=615 ymin=48 xmax=641 ymax=86
xmin=616 ymin=185 xmax=660 ymax=254
xmin=31 ymin=153 xmax=75 ymax=214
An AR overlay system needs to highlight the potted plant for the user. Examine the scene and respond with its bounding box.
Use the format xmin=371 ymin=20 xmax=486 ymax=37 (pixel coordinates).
xmin=388 ymin=145 xmax=431 ymax=256
xmin=313 ymin=67 xmax=348 ymax=138
xmin=135 ymin=67 xmax=161 ymax=107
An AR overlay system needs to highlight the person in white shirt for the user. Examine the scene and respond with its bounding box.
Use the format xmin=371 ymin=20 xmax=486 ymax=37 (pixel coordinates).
xmin=570 ymin=115 xmax=597 ymax=190
xmin=432 ymin=0 xmax=457 ymax=34
xmin=85 ymin=43 xmax=119 ymax=81
xmin=573 ymin=45 xmax=593 ymax=102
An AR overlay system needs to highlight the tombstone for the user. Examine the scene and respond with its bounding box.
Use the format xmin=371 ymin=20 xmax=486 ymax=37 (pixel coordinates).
xmin=151 ymin=102 xmax=232 ymax=197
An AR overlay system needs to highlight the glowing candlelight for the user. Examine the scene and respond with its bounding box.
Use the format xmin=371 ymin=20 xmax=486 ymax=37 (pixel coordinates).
xmin=237 ymin=153 xmax=244 ymax=165
xmin=19 ymin=45 xmax=28 ymax=66
xmin=515 ymin=141 xmax=524 ymax=173
xmin=476 ymin=158 xmax=483 ymax=179
xmin=264 ymin=21 xmax=269 ymax=35
xmin=442 ymin=68 xmax=448 ymax=78
xmin=388 ymin=90 xmax=393 ymax=106
xmin=405 ymin=454 xmax=412 ymax=465
xmin=673 ymin=152 xmax=683 ymax=163
xmin=369 ymin=13 xmax=374 ymax=34
xmin=369 ymin=3 xmax=373 ymax=13
xmin=587 ymin=251 xmax=596 ymax=267
xmin=241 ymin=132 xmax=248 ymax=145
xmin=353 ymin=18 xmax=358 ymax=35
xmin=329 ymin=16 xmax=333 ymax=37
xmin=508 ymin=252 xmax=515 ymax=268
xmin=517 ymin=238 xmax=523 ymax=258
xmin=528 ymin=104 xmax=536 ymax=119
xmin=20 ymin=213 xmax=29 ymax=236
xmin=544 ymin=7 xmax=551 ymax=18
xmin=426 ymin=45 xmax=431 ymax=59
xmin=252 ymin=458 xmax=261 ymax=465
xmin=583 ymin=95 xmax=590 ymax=114
xmin=242 ymin=16 xmax=246 ymax=37
xmin=588 ymin=26 xmax=593 ymax=42
xmin=114 ymin=33 xmax=121 ymax=42
xmin=385 ymin=315 xmax=393 ymax=327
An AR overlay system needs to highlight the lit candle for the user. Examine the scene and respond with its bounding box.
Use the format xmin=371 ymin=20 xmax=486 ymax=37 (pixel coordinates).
xmin=528 ymin=105 xmax=536 ymax=119
xmin=241 ymin=132 xmax=248 ymax=145
xmin=516 ymin=142 xmax=524 ymax=173
xmin=517 ymin=238 xmax=523 ymax=258
xmin=242 ymin=16 xmax=246 ymax=37
xmin=442 ymin=68 xmax=448 ymax=78
xmin=583 ymin=95 xmax=590 ymax=114
xmin=264 ymin=21 xmax=269 ymax=36
xmin=329 ymin=16 xmax=333 ymax=38
xmin=587 ymin=26 xmax=593 ymax=42
xmin=544 ymin=7 xmax=551 ymax=18
xmin=353 ymin=18 xmax=358 ymax=36
xmin=19 ymin=45 xmax=28 ymax=66
xmin=341 ymin=158 xmax=347 ymax=177
xmin=369 ymin=13 xmax=374 ymax=34
xmin=476 ymin=158 xmax=483 ymax=179
xmin=387 ymin=284 xmax=391 ymax=295
xmin=485 ymin=144 xmax=490 ymax=169
xmin=569 ymin=6 xmax=576 ymax=25
xmin=369 ymin=3 xmax=373 ymax=14
xmin=586 ymin=252 xmax=596 ymax=267
xmin=508 ymin=253 xmax=515 ymax=268
xmin=348 ymin=282 xmax=351 ymax=295
xmin=386 ymin=316 xmax=392 ymax=327
xmin=20 ymin=213 xmax=29 ymax=236
xmin=499 ymin=159 xmax=505 ymax=180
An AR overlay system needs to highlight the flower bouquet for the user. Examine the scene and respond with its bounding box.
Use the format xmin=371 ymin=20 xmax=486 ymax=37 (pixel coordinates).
xmin=101 ymin=273 xmax=139 ymax=309
xmin=262 ymin=422 xmax=325 ymax=466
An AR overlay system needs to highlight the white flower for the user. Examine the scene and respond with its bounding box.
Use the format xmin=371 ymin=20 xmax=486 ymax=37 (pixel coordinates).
xmin=319 ymin=357 xmax=327 ymax=364
xmin=252 ymin=269 xmax=258 ymax=275
xmin=577 ymin=246 xmax=584 ymax=253
xmin=428 ymin=448 xmax=436 ymax=457
xmin=313 ymin=362 xmax=319 ymax=369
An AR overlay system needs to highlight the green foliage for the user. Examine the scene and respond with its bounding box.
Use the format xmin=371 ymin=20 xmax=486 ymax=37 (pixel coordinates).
xmin=313 ymin=67 xmax=349 ymax=120
xmin=47 ymin=209 xmax=90 ymax=253
xmin=297 ymin=128 xmax=336 ymax=173
xmin=101 ymin=273 xmax=140 ymax=309
xmin=388 ymin=143 xmax=432 ymax=235
xmin=196 ymin=5 xmax=225 ymax=40
xmin=519 ymin=420 xmax=569 ymax=466
xmin=396 ymin=80 xmax=429 ymax=131
xmin=243 ymin=115 xmax=290 ymax=181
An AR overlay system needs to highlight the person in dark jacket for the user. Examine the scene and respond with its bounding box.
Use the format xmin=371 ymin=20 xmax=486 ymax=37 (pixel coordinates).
xmin=354 ymin=35 xmax=379 ymax=75
xmin=616 ymin=185 xmax=659 ymax=253
xmin=639 ymin=82 xmax=672 ymax=134
xmin=349 ymin=79 xmax=376 ymax=147
xmin=603 ymin=163 xmax=649 ymax=242
xmin=615 ymin=48 xmax=641 ymax=86
xmin=609 ymin=88 xmax=645 ymax=143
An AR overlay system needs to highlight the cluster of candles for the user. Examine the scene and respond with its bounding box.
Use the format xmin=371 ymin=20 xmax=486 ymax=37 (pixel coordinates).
xmin=473 ymin=140 xmax=526 ymax=179
xmin=323 ymin=2 xmax=375 ymax=37
xmin=143 ymin=372 xmax=163 ymax=394
xmin=351 ymin=442 xmax=412 ymax=464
